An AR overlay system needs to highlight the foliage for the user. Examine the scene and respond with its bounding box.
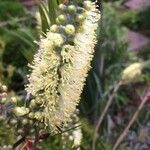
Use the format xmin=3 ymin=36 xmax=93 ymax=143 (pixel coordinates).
xmin=0 ymin=120 xmax=15 ymax=145
xmin=0 ymin=1 xmax=37 ymax=90
xmin=121 ymin=7 xmax=150 ymax=36
xmin=0 ymin=0 xmax=25 ymax=21
xmin=81 ymin=2 xmax=134 ymax=121
xmin=38 ymin=0 xmax=59 ymax=33
xmin=81 ymin=1 xmax=150 ymax=149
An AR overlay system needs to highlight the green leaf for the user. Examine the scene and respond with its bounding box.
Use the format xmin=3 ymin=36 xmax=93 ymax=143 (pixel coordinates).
xmin=48 ymin=0 xmax=58 ymax=25
xmin=3 ymin=28 xmax=34 ymax=47
xmin=39 ymin=3 xmax=50 ymax=34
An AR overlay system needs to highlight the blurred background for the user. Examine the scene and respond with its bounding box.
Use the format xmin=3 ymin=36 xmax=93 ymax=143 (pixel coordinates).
xmin=0 ymin=0 xmax=150 ymax=149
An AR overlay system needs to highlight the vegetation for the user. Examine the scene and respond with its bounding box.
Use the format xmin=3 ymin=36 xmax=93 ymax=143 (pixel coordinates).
xmin=0 ymin=0 xmax=149 ymax=149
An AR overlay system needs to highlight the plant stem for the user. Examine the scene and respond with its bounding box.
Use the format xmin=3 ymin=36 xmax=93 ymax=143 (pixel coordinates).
xmin=112 ymin=88 xmax=150 ymax=150
xmin=33 ymin=129 xmax=39 ymax=150
xmin=92 ymin=81 xmax=122 ymax=150
xmin=13 ymin=136 xmax=26 ymax=149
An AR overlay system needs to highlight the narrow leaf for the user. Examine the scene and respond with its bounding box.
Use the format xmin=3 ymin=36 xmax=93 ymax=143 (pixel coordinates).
xmin=39 ymin=4 xmax=50 ymax=34
xmin=48 ymin=0 xmax=58 ymax=25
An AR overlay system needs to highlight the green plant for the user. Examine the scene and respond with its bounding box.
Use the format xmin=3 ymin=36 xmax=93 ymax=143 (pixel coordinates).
xmin=0 ymin=0 xmax=149 ymax=149
xmin=121 ymin=7 xmax=150 ymax=36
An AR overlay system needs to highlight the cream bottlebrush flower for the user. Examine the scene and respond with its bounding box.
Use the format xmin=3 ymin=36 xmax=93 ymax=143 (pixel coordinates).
xmin=55 ymin=7 xmax=100 ymax=129
xmin=26 ymin=1 xmax=100 ymax=132
xmin=122 ymin=62 xmax=143 ymax=82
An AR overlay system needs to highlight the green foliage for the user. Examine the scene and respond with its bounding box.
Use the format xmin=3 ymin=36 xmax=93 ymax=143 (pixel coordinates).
xmin=38 ymin=0 xmax=59 ymax=33
xmin=47 ymin=0 xmax=58 ymax=24
xmin=0 ymin=0 xmax=25 ymax=21
xmin=0 ymin=0 xmax=37 ymax=88
xmin=39 ymin=135 xmax=63 ymax=150
xmin=2 ymin=28 xmax=35 ymax=67
xmin=81 ymin=2 xmax=135 ymax=119
xmin=121 ymin=7 xmax=150 ymax=36
xmin=80 ymin=3 xmax=149 ymax=148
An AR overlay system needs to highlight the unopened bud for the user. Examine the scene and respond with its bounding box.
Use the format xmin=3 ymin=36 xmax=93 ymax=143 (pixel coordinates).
xmin=1 ymin=85 xmax=7 ymax=92
xmin=76 ymin=14 xmax=85 ymax=22
xmin=65 ymin=24 xmax=75 ymax=35
xmin=11 ymin=97 xmax=17 ymax=104
xmin=57 ymin=15 xmax=66 ymax=23
xmin=50 ymin=24 xmax=59 ymax=32
xmin=13 ymin=107 xmax=29 ymax=116
xmin=83 ymin=1 xmax=92 ymax=10
xmin=22 ymin=118 xmax=28 ymax=125
xmin=59 ymin=4 xmax=66 ymax=11
xmin=10 ymin=119 xmax=17 ymax=125
xmin=1 ymin=97 xmax=7 ymax=104
xmin=68 ymin=5 xmax=77 ymax=13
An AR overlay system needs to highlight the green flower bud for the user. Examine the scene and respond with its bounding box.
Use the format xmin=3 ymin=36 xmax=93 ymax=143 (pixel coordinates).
xmin=1 ymin=85 xmax=7 ymax=92
xmin=57 ymin=15 xmax=66 ymax=23
xmin=22 ymin=118 xmax=28 ymax=125
xmin=29 ymin=119 xmax=34 ymax=125
xmin=10 ymin=119 xmax=17 ymax=125
xmin=76 ymin=14 xmax=85 ymax=22
xmin=2 ymin=145 xmax=7 ymax=149
xmin=30 ymin=99 xmax=36 ymax=108
xmin=56 ymin=18 xmax=61 ymax=25
xmin=13 ymin=107 xmax=29 ymax=116
xmin=7 ymin=145 xmax=13 ymax=149
xmin=6 ymin=124 xmax=11 ymax=129
xmin=30 ymin=128 xmax=35 ymax=134
xmin=38 ymin=122 xmax=45 ymax=129
xmin=11 ymin=97 xmax=17 ymax=104
xmin=17 ymin=129 xmax=24 ymax=134
xmin=68 ymin=5 xmax=77 ymax=13
xmin=83 ymin=1 xmax=92 ymax=10
xmin=0 ymin=115 xmax=5 ymax=121
xmin=50 ymin=24 xmax=59 ymax=32
xmin=65 ymin=24 xmax=75 ymax=35
xmin=28 ymin=112 xmax=35 ymax=119
xmin=59 ymin=4 xmax=66 ymax=11
xmin=1 ymin=97 xmax=7 ymax=104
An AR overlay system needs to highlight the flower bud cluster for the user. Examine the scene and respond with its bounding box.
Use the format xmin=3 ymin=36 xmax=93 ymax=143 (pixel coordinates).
xmin=0 ymin=84 xmax=46 ymax=142
xmin=61 ymin=110 xmax=83 ymax=149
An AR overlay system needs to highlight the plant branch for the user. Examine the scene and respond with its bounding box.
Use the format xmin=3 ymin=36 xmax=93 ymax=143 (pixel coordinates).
xmin=13 ymin=136 xmax=26 ymax=149
xmin=112 ymin=88 xmax=150 ymax=150
xmin=33 ymin=128 xmax=40 ymax=150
